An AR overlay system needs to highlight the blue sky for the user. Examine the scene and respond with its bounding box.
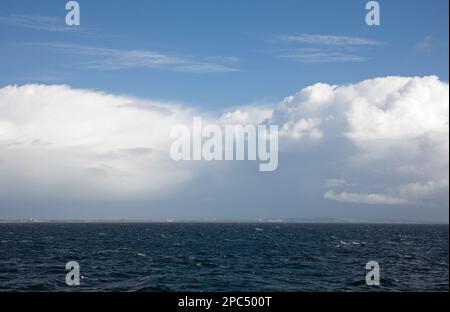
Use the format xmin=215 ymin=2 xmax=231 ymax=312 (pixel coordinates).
xmin=0 ymin=0 xmax=448 ymax=109
xmin=0 ymin=1 xmax=448 ymax=221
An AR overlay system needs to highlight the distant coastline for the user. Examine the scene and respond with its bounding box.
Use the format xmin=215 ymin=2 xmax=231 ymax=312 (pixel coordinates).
xmin=0 ymin=218 xmax=448 ymax=225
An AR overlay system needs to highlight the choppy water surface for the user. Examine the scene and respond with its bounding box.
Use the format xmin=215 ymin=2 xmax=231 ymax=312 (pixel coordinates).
xmin=0 ymin=223 xmax=448 ymax=291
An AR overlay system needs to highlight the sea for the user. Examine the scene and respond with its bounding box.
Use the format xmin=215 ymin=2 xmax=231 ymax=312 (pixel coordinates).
xmin=0 ymin=223 xmax=448 ymax=292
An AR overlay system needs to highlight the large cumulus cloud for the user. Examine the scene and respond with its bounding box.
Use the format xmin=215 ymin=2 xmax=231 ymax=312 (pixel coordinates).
xmin=268 ymin=76 xmax=449 ymax=206
xmin=0 ymin=84 xmax=194 ymax=199
xmin=0 ymin=76 xmax=448 ymax=220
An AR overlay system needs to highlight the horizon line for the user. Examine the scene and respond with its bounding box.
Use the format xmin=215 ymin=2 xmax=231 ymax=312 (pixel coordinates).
xmin=0 ymin=219 xmax=448 ymax=225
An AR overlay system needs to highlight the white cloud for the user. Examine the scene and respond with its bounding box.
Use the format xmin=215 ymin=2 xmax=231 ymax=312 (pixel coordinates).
xmin=267 ymin=75 xmax=448 ymax=207
xmin=0 ymin=75 xmax=448 ymax=216
xmin=0 ymin=84 xmax=193 ymax=200
xmin=282 ymin=49 xmax=367 ymax=63
xmin=272 ymin=76 xmax=448 ymax=143
xmin=0 ymin=14 xmax=71 ymax=32
xmin=270 ymin=75 xmax=448 ymax=206
xmin=279 ymin=118 xmax=323 ymax=139
xmin=219 ymin=107 xmax=273 ymax=125
xmin=324 ymin=191 xmax=408 ymax=205
xmin=35 ymin=43 xmax=240 ymax=73
xmin=324 ymin=180 xmax=449 ymax=205
xmin=276 ymin=34 xmax=384 ymax=64
xmin=345 ymin=76 xmax=448 ymax=142
xmin=279 ymin=34 xmax=383 ymax=46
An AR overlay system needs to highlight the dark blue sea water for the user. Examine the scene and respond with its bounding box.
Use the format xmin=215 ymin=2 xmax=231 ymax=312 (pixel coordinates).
xmin=0 ymin=223 xmax=448 ymax=292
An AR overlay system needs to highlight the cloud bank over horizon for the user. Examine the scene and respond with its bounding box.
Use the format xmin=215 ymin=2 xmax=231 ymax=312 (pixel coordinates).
xmin=0 ymin=76 xmax=448 ymax=221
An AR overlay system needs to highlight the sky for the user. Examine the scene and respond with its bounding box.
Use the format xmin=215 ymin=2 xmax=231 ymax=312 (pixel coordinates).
xmin=0 ymin=0 xmax=448 ymax=221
